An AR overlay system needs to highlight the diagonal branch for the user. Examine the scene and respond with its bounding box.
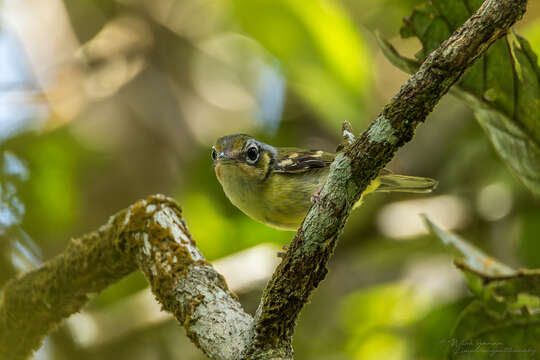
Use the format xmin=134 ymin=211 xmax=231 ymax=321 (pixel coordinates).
xmin=246 ymin=0 xmax=528 ymax=357
xmin=0 ymin=195 xmax=253 ymax=360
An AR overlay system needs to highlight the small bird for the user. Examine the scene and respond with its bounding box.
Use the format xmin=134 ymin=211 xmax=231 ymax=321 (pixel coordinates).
xmin=212 ymin=134 xmax=437 ymax=231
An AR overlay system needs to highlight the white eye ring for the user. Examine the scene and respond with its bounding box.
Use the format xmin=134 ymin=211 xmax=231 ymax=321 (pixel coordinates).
xmin=246 ymin=145 xmax=260 ymax=164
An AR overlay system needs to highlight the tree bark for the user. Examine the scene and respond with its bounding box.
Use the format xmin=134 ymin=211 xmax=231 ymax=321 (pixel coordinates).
xmin=0 ymin=195 xmax=253 ymax=360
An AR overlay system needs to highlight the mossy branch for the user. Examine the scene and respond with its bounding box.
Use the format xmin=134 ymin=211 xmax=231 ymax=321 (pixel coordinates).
xmin=0 ymin=195 xmax=253 ymax=360
xmin=246 ymin=0 xmax=528 ymax=357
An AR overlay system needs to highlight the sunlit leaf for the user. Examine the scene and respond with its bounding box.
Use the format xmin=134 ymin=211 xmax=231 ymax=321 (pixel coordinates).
xmin=229 ymin=0 xmax=373 ymax=127
xmin=378 ymin=0 xmax=540 ymax=195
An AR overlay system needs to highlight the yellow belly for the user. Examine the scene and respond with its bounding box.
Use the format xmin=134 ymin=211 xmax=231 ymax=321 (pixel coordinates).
xmin=216 ymin=164 xmax=326 ymax=230
xmin=216 ymin=164 xmax=385 ymax=231
xmin=257 ymin=170 xmax=381 ymax=230
xmin=259 ymin=170 xmax=327 ymax=230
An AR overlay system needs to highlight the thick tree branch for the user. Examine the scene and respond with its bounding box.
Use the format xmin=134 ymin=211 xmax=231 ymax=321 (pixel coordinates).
xmin=0 ymin=195 xmax=253 ymax=360
xmin=247 ymin=0 xmax=528 ymax=357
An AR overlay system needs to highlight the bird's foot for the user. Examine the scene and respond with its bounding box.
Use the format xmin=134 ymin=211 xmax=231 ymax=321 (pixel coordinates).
xmin=310 ymin=186 xmax=323 ymax=203
xmin=277 ymin=244 xmax=289 ymax=258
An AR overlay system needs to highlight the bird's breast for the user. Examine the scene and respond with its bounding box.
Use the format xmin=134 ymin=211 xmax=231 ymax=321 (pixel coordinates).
xmin=215 ymin=164 xmax=262 ymax=214
xmin=215 ymin=164 xmax=329 ymax=231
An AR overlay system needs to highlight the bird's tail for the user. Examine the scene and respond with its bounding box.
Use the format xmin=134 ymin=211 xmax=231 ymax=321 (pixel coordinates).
xmin=352 ymin=173 xmax=437 ymax=209
xmin=375 ymin=174 xmax=438 ymax=193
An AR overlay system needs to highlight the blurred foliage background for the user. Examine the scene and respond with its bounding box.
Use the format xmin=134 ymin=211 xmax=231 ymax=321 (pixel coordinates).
xmin=1 ymin=0 xmax=539 ymax=359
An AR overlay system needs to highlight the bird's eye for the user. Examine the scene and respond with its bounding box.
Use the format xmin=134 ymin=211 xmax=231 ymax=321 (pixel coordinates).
xmin=211 ymin=148 xmax=217 ymax=161
xmin=246 ymin=146 xmax=259 ymax=164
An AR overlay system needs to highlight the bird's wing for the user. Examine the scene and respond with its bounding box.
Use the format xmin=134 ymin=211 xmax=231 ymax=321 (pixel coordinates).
xmin=273 ymin=148 xmax=335 ymax=173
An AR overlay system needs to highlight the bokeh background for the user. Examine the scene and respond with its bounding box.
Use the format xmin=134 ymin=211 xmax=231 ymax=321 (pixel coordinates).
xmin=1 ymin=0 xmax=540 ymax=359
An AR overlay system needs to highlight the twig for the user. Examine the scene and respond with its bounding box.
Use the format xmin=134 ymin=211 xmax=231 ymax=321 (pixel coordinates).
xmin=454 ymin=259 xmax=540 ymax=283
xmin=336 ymin=120 xmax=356 ymax=152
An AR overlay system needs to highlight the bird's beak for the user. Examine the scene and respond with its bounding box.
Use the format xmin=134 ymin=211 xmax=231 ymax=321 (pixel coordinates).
xmin=216 ymin=152 xmax=235 ymax=164
xmin=214 ymin=152 xmax=235 ymax=181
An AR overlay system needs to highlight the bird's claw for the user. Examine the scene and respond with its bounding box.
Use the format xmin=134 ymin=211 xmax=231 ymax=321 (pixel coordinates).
xmin=310 ymin=186 xmax=323 ymax=203
xmin=277 ymin=244 xmax=289 ymax=258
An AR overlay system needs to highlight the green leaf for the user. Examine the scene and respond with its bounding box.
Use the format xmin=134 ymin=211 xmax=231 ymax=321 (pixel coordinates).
xmin=424 ymin=215 xmax=540 ymax=356
xmin=422 ymin=216 xmax=515 ymax=277
xmin=412 ymin=299 xmax=471 ymax=360
xmin=424 ymin=216 xmax=540 ymax=309
xmin=488 ymin=268 xmax=540 ymax=305
xmin=229 ymin=0 xmax=373 ymax=128
xmin=379 ymin=0 xmax=540 ymax=195
xmin=445 ymin=301 xmax=540 ymax=359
